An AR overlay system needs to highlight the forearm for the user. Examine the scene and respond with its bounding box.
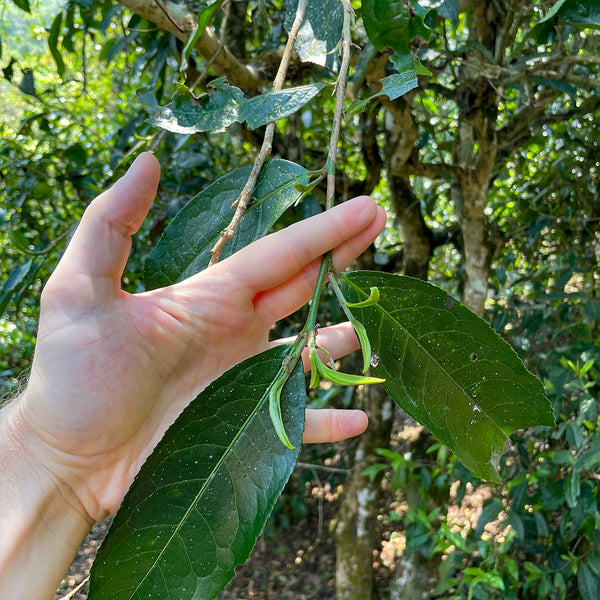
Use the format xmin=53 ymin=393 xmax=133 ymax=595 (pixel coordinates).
xmin=0 ymin=398 xmax=92 ymax=600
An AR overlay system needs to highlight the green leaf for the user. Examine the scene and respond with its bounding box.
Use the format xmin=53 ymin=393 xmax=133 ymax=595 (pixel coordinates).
xmin=138 ymin=79 xmax=245 ymax=134
xmin=48 ymin=12 xmax=65 ymax=78
xmin=180 ymin=0 xmax=225 ymax=72
xmin=538 ymin=0 xmax=568 ymax=24
xmin=345 ymin=285 xmax=380 ymax=308
xmin=346 ymin=71 xmax=418 ymax=115
xmin=0 ymin=260 xmax=34 ymax=315
xmin=559 ymin=0 xmax=600 ymax=28
xmin=341 ymin=271 xmax=554 ymax=482
xmin=139 ymin=79 xmax=325 ymax=133
xmin=18 ymin=68 xmax=37 ymax=98
xmin=88 ymin=346 xmax=304 ymax=600
xmin=362 ymin=0 xmax=410 ymax=52
xmin=10 ymin=0 xmax=30 ymax=11
xmin=144 ymin=160 xmax=308 ymax=290
xmin=390 ymin=51 xmax=432 ymax=76
xmin=436 ymin=0 xmax=460 ymax=30
xmin=284 ymin=0 xmax=343 ymax=70
xmin=528 ymin=76 xmax=577 ymax=99
xmin=239 ymin=84 xmax=326 ymax=130
xmin=578 ymin=560 xmax=600 ymax=600
xmin=378 ymin=72 xmax=420 ymax=100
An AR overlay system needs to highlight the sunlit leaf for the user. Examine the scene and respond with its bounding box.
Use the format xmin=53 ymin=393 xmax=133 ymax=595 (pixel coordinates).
xmin=139 ymin=79 xmax=325 ymax=133
xmin=138 ymin=79 xmax=245 ymax=134
xmin=342 ymin=271 xmax=554 ymax=482
xmin=240 ymin=83 xmax=326 ymax=130
xmin=88 ymin=346 xmax=305 ymax=600
xmin=284 ymin=0 xmax=343 ymax=70
xmin=346 ymin=71 xmax=418 ymax=115
xmin=144 ymin=160 xmax=308 ymax=289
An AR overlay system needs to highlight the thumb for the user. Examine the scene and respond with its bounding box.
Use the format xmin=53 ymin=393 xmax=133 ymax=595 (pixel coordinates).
xmin=52 ymin=153 xmax=161 ymax=303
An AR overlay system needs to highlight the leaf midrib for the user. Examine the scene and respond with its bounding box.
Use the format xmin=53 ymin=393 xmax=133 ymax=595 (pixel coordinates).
xmin=128 ymin=364 xmax=287 ymax=599
xmin=344 ymin=277 xmax=504 ymax=437
xmin=149 ymin=163 xmax=307 ymax=286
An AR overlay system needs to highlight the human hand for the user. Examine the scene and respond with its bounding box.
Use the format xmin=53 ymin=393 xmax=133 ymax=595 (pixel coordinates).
xmin=13 ymin=153 xmax=386 ymax=522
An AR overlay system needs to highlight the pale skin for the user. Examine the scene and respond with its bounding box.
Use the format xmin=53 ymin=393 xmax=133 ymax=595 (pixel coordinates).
xmin=0 ymin=152 xmax=386 ymax=600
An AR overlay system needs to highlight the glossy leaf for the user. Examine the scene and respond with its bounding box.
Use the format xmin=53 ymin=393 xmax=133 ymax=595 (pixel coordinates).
xmin=346 ymin=71 xmax=418 ymax=115
xmin=559 ymin=0 xmax=600 ymax=28
xmin=87 ymin=346 xmax=305 ymax=600
xmin=240 ymin=84 xmax=326 ymax=130
xmin=284 ymin=0 xmax=343 ymax=70
xmin=139 ymin=79 xmax=325 ymax=133
xmin=144 ymin=159 xmax=308 ymax=289
xmin=362 ymin=0 xmax=410 ymax=52
xmin=180 ymin=0 xmax=226 ymax=72
xmin=342 ymin=271 xmax=554 ymax=482
xmin=138 ymin=79 xmax=245 ymax=134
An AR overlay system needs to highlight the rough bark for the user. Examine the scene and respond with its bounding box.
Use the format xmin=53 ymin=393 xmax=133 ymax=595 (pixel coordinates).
xmin=450 ymin=0 xmax=502 ymax=316
xmin=334 ymin=385 xmax=395 ymax=600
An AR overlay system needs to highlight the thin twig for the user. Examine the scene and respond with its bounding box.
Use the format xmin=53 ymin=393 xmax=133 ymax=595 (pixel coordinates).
xmin=59 ymin=576 xmax=89 ymax=600
xmin=296 ymin=461 xmax=349 ymax=474
xmin=208 ymin=0 xmax=307 ymax=265
xmin=151 ymin=0 xmax=185 ymax=33
xmin=325 ymin=0 xmax=353 ymax=210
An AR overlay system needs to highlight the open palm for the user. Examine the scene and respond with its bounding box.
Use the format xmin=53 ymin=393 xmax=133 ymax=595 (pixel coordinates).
xmin=19 ymin=153 xmax=386 ymax=520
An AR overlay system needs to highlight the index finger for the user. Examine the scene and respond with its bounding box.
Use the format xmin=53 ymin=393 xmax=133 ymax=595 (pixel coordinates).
xmin=212 ymin=196 xmax=379 ymax=294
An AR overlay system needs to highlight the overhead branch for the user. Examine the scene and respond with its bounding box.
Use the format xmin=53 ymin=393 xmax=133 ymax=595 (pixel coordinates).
xmin=116 ymin=0 xmax=267 ymax=88
xmin=404 ymin=158 xmax=463 ymax=181
xmin=497 ymin=92 xmax=600 ymax=154
xmin=208 ymin=0 xmax=307 ymax=265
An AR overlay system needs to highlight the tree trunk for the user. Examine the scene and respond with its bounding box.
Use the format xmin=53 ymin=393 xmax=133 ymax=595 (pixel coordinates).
xmin=334 ymin=385 xmax=395 ymax=600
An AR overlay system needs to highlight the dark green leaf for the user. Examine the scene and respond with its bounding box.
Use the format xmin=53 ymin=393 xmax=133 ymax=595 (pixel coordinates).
xmin=10 ymin=0 xmax=30 ymax=11
xmin=390 ymin=52 xmax=432 ymax=76
xmin=88 ymin=346 xmax=305 ymax=600
xmin=362 ymin=0 xmax=410 ymax=52
xmin=559 ymin=0 xmax=600 ymax=27
xmin=144 ymin=160 xmax=308 ymax=289
xmin=474 ymin=498 xmax=503 ymax=538
xmin=378 ymin=72 xmax=419 ymax=100
xmin=578 ymin=560 xmax=600 ymax=600
xmin=342 ymin=272 xmax=554 ymax=482
xmin=575 ymin=437 xmax=600 ymax=471
xmin=346 ymin=71 xmax=418 ymax=115
xmin=538 ymin=0 xmax=568 ymax=24
xmin=285 ymin=0 xmax=343 ymax=70
xmin=240 ymin=83 xmax=326 ymax=130
xmin=437 ymin=0 xmax=460 ymax=29
xmin=0 ymin=260 xmax=34 ymax=315
xmin=528 ymin=76 xmax=577 ymax=99
xmin=2 ymin=57 xmax=17 ymax=82
xmin=48 ymin=12 xmax=65 ymax=78
xmin=565 ymin=469 xmax=580 ymax=508
xmin=139 ymin=79 xmax=325 ymax=133
xmin=180 ymin=0 xmax=225 ymax=71
xmin=18 ymin=69 xmax=37 ymax=98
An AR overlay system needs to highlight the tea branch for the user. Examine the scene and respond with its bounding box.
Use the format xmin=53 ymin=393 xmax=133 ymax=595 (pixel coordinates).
xmin=208 ymin=0 xmax=307 ymax=266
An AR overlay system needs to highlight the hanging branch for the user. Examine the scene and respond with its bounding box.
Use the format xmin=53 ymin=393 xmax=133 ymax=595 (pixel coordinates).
xmin=208 ymin=0 xmax=307 ymax=266
xmin=326 ymin=0 xmax=353 ymax=211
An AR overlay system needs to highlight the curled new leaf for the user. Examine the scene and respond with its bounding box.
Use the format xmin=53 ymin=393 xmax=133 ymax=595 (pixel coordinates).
xmin=269 ymin=376 xmax=295 ymax=450
xmin=345 ymin=286 xmax=380 ymax=308
xmin=352 ymin=320 xmax=372 ymax=374
xmin=310 ymin=348 xmax=385 ymax=388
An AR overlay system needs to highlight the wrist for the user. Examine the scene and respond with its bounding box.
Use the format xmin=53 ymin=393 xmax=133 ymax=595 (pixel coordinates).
xmin=0 ymin=396 xmax=93 ymax=599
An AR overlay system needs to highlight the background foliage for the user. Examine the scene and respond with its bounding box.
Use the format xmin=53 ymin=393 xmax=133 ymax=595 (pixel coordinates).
xmin=1 ymin=0 xmax=599 ymax=598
